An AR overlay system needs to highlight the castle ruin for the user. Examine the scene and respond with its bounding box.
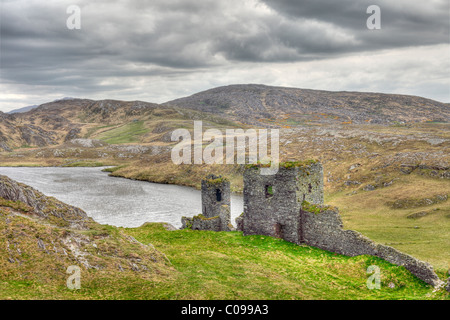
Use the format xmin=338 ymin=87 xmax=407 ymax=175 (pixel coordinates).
xmin=181 ymin=174 xmax=232 ymax=232
xmin=182 ymin=161 xmax=443 ymax=288
xmin=238 ymin=160 xmax=323 ymax=245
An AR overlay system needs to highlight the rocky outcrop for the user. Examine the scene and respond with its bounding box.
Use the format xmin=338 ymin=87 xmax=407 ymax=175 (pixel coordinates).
xmin=400 ymin=164 xmax=450 ymax=179
xmin=68 ymin=138 xmax=107 ymax=148
xmin=64 ymin=128 xmax=81 ymax=141
xmin=0 ymin=141 xmax=11 ymax=152
xmin=19 ymin=124 xmax=57 ymax=147
xmin=0 ymin=177 xmax=173 ymax=278
xmin=0 ymin=175 xmax=92 ymax=229
xmin=387 ymin=194 xmax=448 ymax=209
xmin=0 ymin=131 xmax=12 ymax=151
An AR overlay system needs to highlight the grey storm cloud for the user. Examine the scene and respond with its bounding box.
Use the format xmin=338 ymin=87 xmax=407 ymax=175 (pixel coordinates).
xmin=3 ymin=0 xmax=447 ymax=68
xmin=260 ymin=0 xmax=449 ymax=43
xmin=0 ymin=0 xmax=448 ymax=110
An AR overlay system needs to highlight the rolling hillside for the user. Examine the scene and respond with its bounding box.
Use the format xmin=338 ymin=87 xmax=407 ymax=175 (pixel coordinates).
xmin=1 ymin=84 xmax=449 ymax=152
xmin=0 ymin=98 xmax=240 ymax=151
xmin=165 ymin=84 xmax=449 ymax=126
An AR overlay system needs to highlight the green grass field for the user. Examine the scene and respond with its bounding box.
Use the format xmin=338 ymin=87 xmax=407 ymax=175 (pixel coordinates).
xmin=120 ymin=223 xmax=448 ymax=300
xmin=94 ymin=121 xmax=150 ymax=144
xmin=326 ymin=174 xmax=450 ymax=272
xmin=1 ymin=214 xmax=448 ymax=300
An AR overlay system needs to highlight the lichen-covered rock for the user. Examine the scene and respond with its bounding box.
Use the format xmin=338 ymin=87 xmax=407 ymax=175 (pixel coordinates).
xmin=0 ymin=174 xmax=92 ymax=229
xmin=181 ymin=216 xmax=193 ymax=229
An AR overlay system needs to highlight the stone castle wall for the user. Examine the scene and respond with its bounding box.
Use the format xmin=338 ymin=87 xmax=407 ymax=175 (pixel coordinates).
xmin=238 ymin=161 xmax=443 ymax=288
xmin=242 ymin=161 xmax=323 ymax=244
xmin=301 ymin=207 xmax=442 ymax=287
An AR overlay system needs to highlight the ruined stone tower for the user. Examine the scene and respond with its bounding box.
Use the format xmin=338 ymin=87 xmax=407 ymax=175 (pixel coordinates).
xmin=239 ymin=160 xmax=323 ymax=244
xmin=181 ymin=174 xmax=232 ymax=231
xmin=202 ymin=174 xmax=231 ymax=219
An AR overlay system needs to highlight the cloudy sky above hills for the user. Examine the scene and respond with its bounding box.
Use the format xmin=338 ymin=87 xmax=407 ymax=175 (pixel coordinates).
xmin=0 ymin=0 xmax=449 ymax=112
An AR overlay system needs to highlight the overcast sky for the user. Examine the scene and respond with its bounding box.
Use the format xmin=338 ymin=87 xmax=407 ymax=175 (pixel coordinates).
xmin=0 ymin=0 xmax=449 ymax=112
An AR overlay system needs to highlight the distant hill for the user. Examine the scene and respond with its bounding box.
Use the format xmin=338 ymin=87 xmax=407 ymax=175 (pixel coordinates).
xmin=7 ymin=98 xmax=76 ymax=114
xmin=0 ymin=97 xmax=236 ymax=151
xmin=7 ymin=105 xmax=38 ymax=114
xmin=164 ymin=84 xmax=449 ymax=125
xmin=0 ymin=84 xmax=449 ymax=151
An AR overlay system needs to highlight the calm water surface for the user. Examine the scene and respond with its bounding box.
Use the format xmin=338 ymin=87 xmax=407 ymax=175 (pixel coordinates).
xmin=0 ymin=167 xmax=243 ymax=228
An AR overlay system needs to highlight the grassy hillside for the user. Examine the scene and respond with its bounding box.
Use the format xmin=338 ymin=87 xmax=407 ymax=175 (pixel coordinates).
xmin=0 ymin=214 xmax=174 ymax=300
xmin=123 ymin=224 xmax=449 ymax=299
xmin=1 ymin=212 xmax=448 ymax=299
xmin=93 ymin=121 xmax=150 ymax=144
xmin=0 ymin=177 xmax=174 ymax=300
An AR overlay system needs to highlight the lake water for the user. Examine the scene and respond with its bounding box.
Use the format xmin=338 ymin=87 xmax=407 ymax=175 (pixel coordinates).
xmin=0 ymin=167 xmax=243 ymax=228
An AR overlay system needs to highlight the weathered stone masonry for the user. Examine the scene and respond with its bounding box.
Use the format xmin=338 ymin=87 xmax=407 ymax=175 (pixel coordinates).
xmin=182 ymin=162 xmax=444 ymax=287
xmin=239 ymin=160 xmax=323 ymax=245
xmin=181 ymin=174 xmax=232 ymax=232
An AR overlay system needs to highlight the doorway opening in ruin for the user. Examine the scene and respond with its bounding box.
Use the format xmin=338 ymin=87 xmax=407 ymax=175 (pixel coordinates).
xmin=274 ymin=223 xmax=284 ymax=239
xmin=216 ymin=189 xmax=222 ymax=202
xmin=298 ymin=211 xmax=305 ymax=243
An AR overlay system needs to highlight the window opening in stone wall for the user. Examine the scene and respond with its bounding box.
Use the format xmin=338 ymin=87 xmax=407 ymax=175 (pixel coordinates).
xmin=216 ymin=189 xmax=222 ymax=202
xmin=265 ymin=185 xmax=274 ymax=198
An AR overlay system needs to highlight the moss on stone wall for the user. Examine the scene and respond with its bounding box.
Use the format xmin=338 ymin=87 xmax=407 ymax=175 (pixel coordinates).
xmin=280 ymin=160 xmax=319 ymax=169
xmin=245 ymin=159 xmax=319 ymax=170
xmin=194 ymin=214 xmax=220 ymax=221
xmin=204 ymin=174 xmax=229 ymax=185
xmin=301 ymin=200 xmax=334 ymax=214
